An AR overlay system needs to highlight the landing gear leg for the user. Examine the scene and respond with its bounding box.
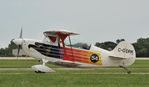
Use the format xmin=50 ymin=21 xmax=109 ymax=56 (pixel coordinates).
xmin=32 ymin=58 xmax=55 ymax=73
xmin=120 ymin=66 xmax=131 ymax=74
xmin=42 ymin=59 xmax=48 ymax=66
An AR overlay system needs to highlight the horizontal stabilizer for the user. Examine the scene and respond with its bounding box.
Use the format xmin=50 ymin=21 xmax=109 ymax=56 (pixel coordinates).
xmin=109 ymin=56 xmax=129 ymax=59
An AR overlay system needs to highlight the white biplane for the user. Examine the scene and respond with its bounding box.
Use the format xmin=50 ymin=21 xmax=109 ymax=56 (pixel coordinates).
xmin=12 ymin=29 xmax=136 ymax=74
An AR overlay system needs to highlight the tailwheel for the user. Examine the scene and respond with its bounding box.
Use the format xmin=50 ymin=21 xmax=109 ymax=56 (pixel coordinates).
xmin=120 ymin=66 xmax=131 ymax=74
xmin=127 ymin=71 xmax=131 ymax=74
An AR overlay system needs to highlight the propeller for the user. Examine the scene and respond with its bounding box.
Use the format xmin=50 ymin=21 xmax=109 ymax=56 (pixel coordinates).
xmin=17 ymin=28 xmax=23 ymax=57
xmin=19 ymin=28 xmax=23 ymax=39
xmin=17 ymin=45 xmax=21 ymax=57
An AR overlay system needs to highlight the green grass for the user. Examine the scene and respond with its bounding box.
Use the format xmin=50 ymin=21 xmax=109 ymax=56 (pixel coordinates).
xmin=0 ymin=60 xmax=38 ymax=68
xmin=0 ymin=59 xmax=148 ymax=73
xmin=0 ymin=59 xmax=148 ymax=68
xmin=0 ymin=59 xmax=148 ymax=87
xmin=0 ymin=59 xmax=62 ymax=68
xmin=0 ymin=72 xmax=149 ymax=87
xmin=129 ymin=60 xmax=149 ymax=68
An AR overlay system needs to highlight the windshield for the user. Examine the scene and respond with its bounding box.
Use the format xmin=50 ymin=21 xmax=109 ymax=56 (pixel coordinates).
xmin=64 ymin=38 xmax=91 ymax=50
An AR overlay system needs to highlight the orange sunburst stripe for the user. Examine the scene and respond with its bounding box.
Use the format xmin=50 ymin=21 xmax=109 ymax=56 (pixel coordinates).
xmin=62 ymin=47 xmax=102 ymax=65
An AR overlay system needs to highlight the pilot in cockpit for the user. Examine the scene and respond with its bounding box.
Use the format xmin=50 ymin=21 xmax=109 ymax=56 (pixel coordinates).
xmin=82 ymin=43 xmax=88 ymax=49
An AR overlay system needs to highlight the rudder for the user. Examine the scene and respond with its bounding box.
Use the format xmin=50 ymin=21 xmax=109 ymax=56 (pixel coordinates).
xmin=111 ymin=41 xmax=136 ymax=59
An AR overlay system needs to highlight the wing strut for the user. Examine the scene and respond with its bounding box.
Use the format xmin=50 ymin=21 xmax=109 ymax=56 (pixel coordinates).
xmin=56 ymin=32 xmax=68 ymax=60
xmin=69 ymin=36 xmax=74 ymax=62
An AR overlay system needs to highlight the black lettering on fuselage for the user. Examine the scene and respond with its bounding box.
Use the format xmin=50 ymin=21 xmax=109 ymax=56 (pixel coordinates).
xmin=118 ymin=48 xmax=133 ymax=54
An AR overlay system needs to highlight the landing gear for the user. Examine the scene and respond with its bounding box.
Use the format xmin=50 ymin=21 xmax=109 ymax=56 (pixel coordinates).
xmin=32 ymin=59 xmax=55 ymax=73
xmin=120 ymin=66 xmax=131 ymax=74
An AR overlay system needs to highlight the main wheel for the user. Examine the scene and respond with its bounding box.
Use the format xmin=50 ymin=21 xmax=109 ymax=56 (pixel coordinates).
xmin=35 ymin=71 xmax=45 ymax=73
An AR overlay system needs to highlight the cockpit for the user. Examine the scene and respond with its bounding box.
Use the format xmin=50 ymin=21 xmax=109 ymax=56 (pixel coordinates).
xmin=64 ymin=38 xmax=91 ymax=50
xmin=43 ymin=30 xmax=91 ymax=51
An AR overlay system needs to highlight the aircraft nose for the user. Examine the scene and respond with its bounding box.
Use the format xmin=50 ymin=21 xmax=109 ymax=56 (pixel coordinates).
xmin=12 ymin=39 xmax=23 ymax=45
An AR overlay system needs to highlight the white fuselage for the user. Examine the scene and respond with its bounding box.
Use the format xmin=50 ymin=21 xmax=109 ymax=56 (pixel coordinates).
xmin=20 ymin=38 xmax=136 ymax=68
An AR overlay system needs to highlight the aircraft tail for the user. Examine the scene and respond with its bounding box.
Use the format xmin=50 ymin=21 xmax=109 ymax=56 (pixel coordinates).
xmin=110 ymin=41 xmax=136 ymax=59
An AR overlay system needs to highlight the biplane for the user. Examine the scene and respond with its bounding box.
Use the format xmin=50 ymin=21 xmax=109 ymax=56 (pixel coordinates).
xmin=12 ymin=30 xmax=136 ymax=74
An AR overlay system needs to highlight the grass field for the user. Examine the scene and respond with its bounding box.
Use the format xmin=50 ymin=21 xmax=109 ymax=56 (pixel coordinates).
xmin=0 ymin=59 xmax=149 ymax=87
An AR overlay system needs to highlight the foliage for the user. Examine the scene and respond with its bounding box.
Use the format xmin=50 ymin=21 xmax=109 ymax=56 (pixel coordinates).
xmin=95 ymin=41 xmax=117 ymax=51
xmin=0 ymin=41 xmax=17 ymax=57
xmin=132 ymin=38 xmax=149 ymax=57
xmin=116 ymin=39 xmax=125 ymax=44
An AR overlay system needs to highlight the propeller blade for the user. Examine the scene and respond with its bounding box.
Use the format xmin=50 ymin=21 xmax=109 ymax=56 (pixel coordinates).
xmin=16 ymin=28 xmax=23 ymax=58
xmin=11 ymin=39 xmax=14 ymax=43
xmin=17 ymin=45 xmax=21 ymax=57
xmin=19 ymin=28 xmax=23 ymax=38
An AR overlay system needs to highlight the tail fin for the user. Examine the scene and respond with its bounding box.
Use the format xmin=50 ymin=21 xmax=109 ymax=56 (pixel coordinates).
xmin=110 ymin=41 xmax=136 ymax=59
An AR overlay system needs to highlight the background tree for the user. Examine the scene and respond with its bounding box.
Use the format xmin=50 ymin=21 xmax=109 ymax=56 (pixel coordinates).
xmin=133 ymin=38 xmax=149 ymax=57
xmin=116 ymin=39 xmax=125 ymax=44
xmin=0 ymin=41 xmax=17 ymax=57
xmin=95 ymin=41 xmax=117 ymax=51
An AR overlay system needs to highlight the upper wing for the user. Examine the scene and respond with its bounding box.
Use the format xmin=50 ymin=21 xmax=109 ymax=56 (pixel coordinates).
xmin=43 ymin=30 xmax=79 ymax=37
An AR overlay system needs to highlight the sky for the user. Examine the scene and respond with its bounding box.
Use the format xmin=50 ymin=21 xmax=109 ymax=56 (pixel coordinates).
xmin=0 ymin=0 xmax=149 ymax=48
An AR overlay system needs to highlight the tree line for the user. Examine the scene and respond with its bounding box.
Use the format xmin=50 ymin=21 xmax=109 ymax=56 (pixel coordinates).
xmin=1 ymin=38 xmax=149 ymax=57
xmin=0 ymin=42 xmax=17 ymax=57
xmin=95 ymin=38 xmax=149 ymax=57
